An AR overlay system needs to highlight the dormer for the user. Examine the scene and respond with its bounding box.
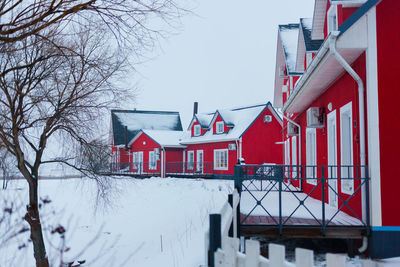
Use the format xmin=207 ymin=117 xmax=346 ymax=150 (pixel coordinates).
xmin=312 ymin=0 xmax=367 ymax=40
xmin=296 ymin=18 xmax=323 ymax=72
xmin=188 ymin=113 xmax=213 ymax=137
xmin=210 ymin=111 xmax=234 ymax=135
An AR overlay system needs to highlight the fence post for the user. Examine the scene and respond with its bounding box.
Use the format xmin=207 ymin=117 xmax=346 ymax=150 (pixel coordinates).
xmin=208 ymin=214 xmax=221 ymax=267
xmin=321 ymin=166 xmax=326 ymax=236
xmin=295 ymin=247 xmax=314 ymax=267
xmin=365 ymin=166 xmax=370 ymax=234
xmin=245 ymin=240 xmax=260 ymax=266
xmin=326 ymin=253 xmax=346 ymax=267
xmin=228 ymin=194 xmax=233 ymax=238
xmin=269 ymin=243 xmax=285 ymax=267
xmin=234 ymin=165 xmax=242 ymax=238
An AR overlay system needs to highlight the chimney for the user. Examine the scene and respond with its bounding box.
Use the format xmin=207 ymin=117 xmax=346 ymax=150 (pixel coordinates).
xmin=124 ymin=126 xmax=128 ymax=150
xmin=193 ymin=102 xmax=198 ymax=116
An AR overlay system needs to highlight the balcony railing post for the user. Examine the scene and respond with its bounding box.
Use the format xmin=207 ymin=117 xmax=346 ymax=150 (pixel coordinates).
xmin=365 ymin=166 xmax=370 ymax=234
xmin=279 ymin=170 xmax=282 ymax=235
xmin=322 ymin=166 xmax=326 ymax=236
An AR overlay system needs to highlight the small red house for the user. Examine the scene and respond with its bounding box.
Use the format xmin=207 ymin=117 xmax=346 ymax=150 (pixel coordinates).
xmin=110 ymin=109 xmax=183 ymax=172
xmin=180 ymin=103 xmax=283 ymax=178
xmin=128 ymin=130 xmax=185 ymax=177
xmin=273 ymin=0 xmax=400 ymax=258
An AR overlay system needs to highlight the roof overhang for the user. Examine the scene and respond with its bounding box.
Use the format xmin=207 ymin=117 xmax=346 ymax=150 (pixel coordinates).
xmin=283 ymin=15 xmax=368 ymax=113
xmin=273 ymin=32 xmax=286 ymax=108
xmin=312 ymin=0 xmax=328 ymax=40
xmin=179 ymin=138 xmax=238 ymax=145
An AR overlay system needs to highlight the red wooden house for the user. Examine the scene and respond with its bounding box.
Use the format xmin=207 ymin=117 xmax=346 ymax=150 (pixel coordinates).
xmin=274 ymin=0 xmax=400 ymax=258
xmin=180 ymin=102 xmax=283 ymax=178
xmin=110 ymin=109 xmax=183 ymax=173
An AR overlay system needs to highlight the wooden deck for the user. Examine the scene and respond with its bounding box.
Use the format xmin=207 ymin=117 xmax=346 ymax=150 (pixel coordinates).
xmin=240 ymin=214 xmax=368 ymax=239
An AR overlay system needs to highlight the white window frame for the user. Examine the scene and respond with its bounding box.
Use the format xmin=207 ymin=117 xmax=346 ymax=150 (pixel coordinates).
xmin=327 ymin=5 xmax=338 ymax=33
xmin=216 ymin=121 xmax=224 ymax=134
xmin=340 ymin=102 xmax=354 ymax=194
xmin=132 ymin=152 xmax=138 ymax=169
xmin=187 ymin=150 xmax=194 ymax=170
xmin=291 ymin=136 xmax=297 ymax=179
xmin=194 ymin=124 xmax=201 ymax=136
xmin=214 ymin=149 xmax=228 ymax=170
xmin=149 ymin=151 xmax=156 ymax=170
xmin=196 ymin=150 xmax=204 ymax=173
xmin=306 ymin=128 xmax=317 ymax=185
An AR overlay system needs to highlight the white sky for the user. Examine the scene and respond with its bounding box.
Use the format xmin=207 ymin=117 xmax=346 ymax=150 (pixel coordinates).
xmin=126 ymin=0 xmax=315 ymax=129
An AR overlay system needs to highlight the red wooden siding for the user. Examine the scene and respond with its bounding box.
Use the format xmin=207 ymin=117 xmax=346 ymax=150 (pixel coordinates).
xmin=376 ymin=0 xmax=400 ymax=226
xmin=241 ymin=107 xmax=283 ymax=165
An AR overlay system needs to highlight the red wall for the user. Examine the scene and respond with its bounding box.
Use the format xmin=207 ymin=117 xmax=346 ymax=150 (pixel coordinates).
xmin=185 ymin=141 xmax=238 ymax=176
xmin=130 ymin=133 xmax=161 ymax=174
xmin=241 ymin=106 xmax=283 ymax=165
xmin=286 ymin=53 xmax=367 ymax=218
xmin=376 ymin=0 xmax=400 ymax=226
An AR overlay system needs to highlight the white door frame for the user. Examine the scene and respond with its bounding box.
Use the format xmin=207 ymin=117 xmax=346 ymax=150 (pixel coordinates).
xmin=197 ymin=150 xmax=204 ymax=173
xmin=327 ymin=110 xmax=338 ymax=209
xmin=138 ymin=151 xmax=143 ymax=174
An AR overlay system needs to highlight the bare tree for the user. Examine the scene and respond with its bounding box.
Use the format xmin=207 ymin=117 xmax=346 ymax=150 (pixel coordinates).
xmin=0 ymin=1 xmax=185 ymax=266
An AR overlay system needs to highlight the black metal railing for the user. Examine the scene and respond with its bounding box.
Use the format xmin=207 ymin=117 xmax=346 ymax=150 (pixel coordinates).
xmin=165 ymin=161 xmax=214 ymax=176
xmin=234 ymin=164 xmax=370 ymax=235
xmin=110 ymin=162 xmax=161 ymax=176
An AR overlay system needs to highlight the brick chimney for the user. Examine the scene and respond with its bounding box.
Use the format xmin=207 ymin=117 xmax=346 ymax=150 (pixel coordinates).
xmin=193 ymin=102 xmax=198 ymax=116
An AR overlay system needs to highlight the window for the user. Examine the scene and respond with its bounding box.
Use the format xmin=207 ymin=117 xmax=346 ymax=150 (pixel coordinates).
xmin=194 ymin=125 xmax=201 ymax=136
xmin=327 ymin=5 xmax=338 ymax=33
xmin=187 ymin=151 xmax=194 ymax=170
xmin=216 ymin=121 xmax=224 ymax=134
xmin=214 ymin=149 xmax=228 ymax=170
xmin=149 ymin=151 xmax=156 ymax=170
xmin=132 ymin=152 xmax=138 ymax=169
xmin=306 ymin=128 xmax=317 ymax=185
xmin=291 ymin=136 xmax=297 ymax=179
xmin=196 ymin=150 xmax=204 ymax=173
xmin=340 ymin=102 xmax=354 ymax=194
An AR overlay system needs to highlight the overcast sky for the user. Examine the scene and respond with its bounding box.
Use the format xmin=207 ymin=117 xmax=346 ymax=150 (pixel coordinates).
xmin=126 ymin=0 xmax=315 ymax=128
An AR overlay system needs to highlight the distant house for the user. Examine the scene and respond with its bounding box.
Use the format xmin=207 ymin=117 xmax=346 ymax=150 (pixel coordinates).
xmin=110 ymin=109 xmax=183 ymax=172
xmin=180 ymin=102 xmax=283 ymax=178
xmin=273 ymin=0 xmax=400 ymax=259
xmin=109 ymin=103 xmax=283 ymax=178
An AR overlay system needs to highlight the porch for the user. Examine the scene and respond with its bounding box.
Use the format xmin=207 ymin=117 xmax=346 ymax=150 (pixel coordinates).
xmin=235 ymin=164 xmax=370 ymax=239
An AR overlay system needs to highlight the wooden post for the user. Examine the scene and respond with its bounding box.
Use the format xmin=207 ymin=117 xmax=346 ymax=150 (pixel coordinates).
xmin=234 ymin=165 xmax=242 ymax=238
xmin=208 ymin=214 xmax=221 ymax=267
xmin=326 ymin=253 xmax=346 ymax=267
xmin=269 ymin=243 xmax=285 ymax=267
xmin=295 ymin=247 xmax=313 ymax=267
xmin=245 ymin=240 xmax=260 ymax=266
xmin=228 ymin=194 xmax=233 ymax=237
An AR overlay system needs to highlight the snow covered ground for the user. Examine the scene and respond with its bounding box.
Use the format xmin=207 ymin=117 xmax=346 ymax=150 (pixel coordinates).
xmin=0 ymin=177 xmax=233 ymax=267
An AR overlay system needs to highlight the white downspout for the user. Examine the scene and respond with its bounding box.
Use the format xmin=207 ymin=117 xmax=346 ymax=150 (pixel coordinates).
xmin=329 ymin=31 xmax=367 ymax=253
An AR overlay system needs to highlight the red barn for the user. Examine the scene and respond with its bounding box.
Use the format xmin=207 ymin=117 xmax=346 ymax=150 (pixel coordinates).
xmin=180 ymin=103 xmax=283 ymax=178
xmin=273 ymin=0 xmax=400 ymax=258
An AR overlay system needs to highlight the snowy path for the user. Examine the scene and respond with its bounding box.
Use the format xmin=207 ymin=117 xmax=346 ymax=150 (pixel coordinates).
xmin=0 ymin=177 xmax=233 ymax=267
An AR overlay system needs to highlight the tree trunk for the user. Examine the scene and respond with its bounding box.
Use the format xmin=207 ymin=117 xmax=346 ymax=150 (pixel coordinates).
xmin=25 ymin=180 xmax=50 ymax=267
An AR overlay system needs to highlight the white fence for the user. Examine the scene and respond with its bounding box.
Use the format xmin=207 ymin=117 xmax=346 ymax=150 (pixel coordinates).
xmin=205 ymin=189 xmax=374 ymax=267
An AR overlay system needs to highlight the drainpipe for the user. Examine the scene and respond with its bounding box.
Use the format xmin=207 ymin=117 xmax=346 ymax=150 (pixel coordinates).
xmin=329 ymin=31 xmax=367 ymax=253
xmin=161 ymin=147 xmax=166 ymax=178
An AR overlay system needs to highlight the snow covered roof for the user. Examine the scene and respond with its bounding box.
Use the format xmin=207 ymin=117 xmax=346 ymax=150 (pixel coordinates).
xmin=133 ymin=130 xmax=185 ymax=147
xmin=279 ymin=24 xmax=301 ymax=74
xmin=196 ymin=114 xmax=214 ymax=128
xmin=180 ymin=103 xmax=281 ymax=144
xmin=111 ymin=110 xmax=183 ymax=146
xmin=300 ymin=18 xmax=324 ymax=52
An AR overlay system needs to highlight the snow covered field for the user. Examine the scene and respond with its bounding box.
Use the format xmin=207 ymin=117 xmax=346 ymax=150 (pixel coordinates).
xmin=0 ymin=177 xmax=233 ymax=267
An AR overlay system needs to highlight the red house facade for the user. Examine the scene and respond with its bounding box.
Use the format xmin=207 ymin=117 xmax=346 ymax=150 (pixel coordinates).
xmin=274 ymin=0 xmax=400 ymax=258
xmin=180 ymin=103 xmax=283 ymax=178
